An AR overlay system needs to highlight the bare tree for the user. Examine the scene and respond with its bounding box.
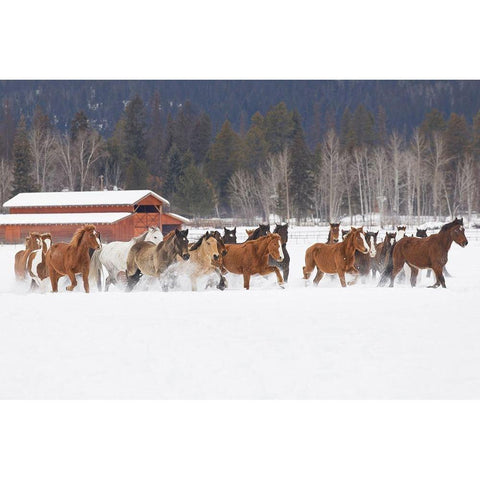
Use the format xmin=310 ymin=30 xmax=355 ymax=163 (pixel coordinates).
xmin=57 ymin=133 xmax=76 ymax=191
xmin=29 ymin=127 xmax=57 ymax=191
xmin=75 ymin=130 xmax=107 ymax=191
xmin=427 ymin=132 xmax=451 ymax=219
xmin=455 ymin=153 xmax=477 ymax=222
xmin=228 ymin=169 xmax=259 ymax=221
xmin=410 ymin=128 xmax=427 ymax=221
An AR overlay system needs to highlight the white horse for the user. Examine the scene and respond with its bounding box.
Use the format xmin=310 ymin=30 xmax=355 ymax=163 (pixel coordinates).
xmin=90 ymin=226 xmax=163 ymax=291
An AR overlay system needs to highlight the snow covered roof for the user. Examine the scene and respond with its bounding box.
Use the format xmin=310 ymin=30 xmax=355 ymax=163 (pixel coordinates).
xmin=3 ymin=190 xmax=170 ymax=208
xmin=164 ymin=212 xmax=191 ymax=224
xmin=0 ymin=212 xmax=132 ymax=225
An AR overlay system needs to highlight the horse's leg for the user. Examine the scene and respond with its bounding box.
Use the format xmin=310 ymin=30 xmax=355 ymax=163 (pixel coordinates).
xmin=126 ymin=268 xmax=142 ymax=292
xmin=243 ymin=272 xmax=251 ymax=290
xmin=338 ymin=270 xmax=347 ymax=287
xmin=388 ymin=257 xmax=405 ymax=288
xmin=429 ymin=265 xmax=446 ymax=288
xmin=444 ymin=267 xmax=452 ymax=278
xmin=313 ymin=268 xmax=324 ymax=285
xmin=267 ymin=265 xmax=284 ymax=287
xmin=282 ymin=260 xmax=290 ymax=283
xmin=49 ymin=270 xmax=60 ymax=293
xmin=65 ymin=269 xmax=78 ymax=291
xmin=190 ymin=275 xmax=198 ymax=292
xmin=409 ymin=266 xmax=419 ymax=287
xmin=82 ymin=269 xmax=90 ymax=293
xmin=426 ymin=269 xmax=431 ymax=278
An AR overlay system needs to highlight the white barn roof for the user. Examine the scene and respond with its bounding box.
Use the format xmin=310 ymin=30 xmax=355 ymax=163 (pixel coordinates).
xmin=0 ymin=212 xmax=132 ymax=225
xmin=3 ymin=190 xmax=170 ymax=208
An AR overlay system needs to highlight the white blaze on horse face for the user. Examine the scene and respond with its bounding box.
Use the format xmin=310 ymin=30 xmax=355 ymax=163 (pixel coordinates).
xmin=277 ymin=239 xmax=284 ymax=261
xmin=43 ymin=238 xmax=51 ymax=250
xmin=359 ymin=233 xmax=369 ymax=253
xmin=93 ymin=230 xmax=101 ymax=247
xmin=368 ymin=236 xmax=377 ymax=258
xmin=397 ymin=229 xmax=405 ymax=240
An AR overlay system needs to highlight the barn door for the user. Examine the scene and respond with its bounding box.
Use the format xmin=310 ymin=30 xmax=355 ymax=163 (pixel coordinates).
xmin=133 ymin=205 xmax=161 ymax=236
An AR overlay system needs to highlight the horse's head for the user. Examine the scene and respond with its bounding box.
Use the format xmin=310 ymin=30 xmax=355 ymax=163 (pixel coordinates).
xmin=146 ymin=226 xmax=163 ymax=244
xmin=84 ymin=225 xmax=102 ymax=250
xmin=258 ymin=224 xmax=270 ymax=236
xmin=210 ymin=230 xmax=227 ymax=257
xmin=416 ymin=228 xmax=427 ymax=238
xmin=385 ymin=232 xmax=397 ymax=246
xmin=203 ymin=232 xmax=220 ymax=262
xmin=273 ymin=223 xmax=289 ymax=244
xmin=245 ymin=228 xmax=255 ymax=236
xmin=341 ymin=228 xmax=350 ymax=240
xmin=174 ymin=228 xmax=190 ymax=260
xmin=41 ymin=233 xmax=52 ymax=251
xmin=449 ymin=217 xmax=468 ymax=247
xmin=396 ymin=225 xmax=407 ymax=240
xmin=266 ymin=233 xmax=284 ymax=262
xmin=329 ymin=222 xmax=340 ymax=243
xmin=28 ymin=232 xmax=42 ymax=250
xmin=350 ymin=227 xmax=369 ymax=255
xmin=365 ymin=231 xmax=378 ymax=258
xmin=223 ymin=227 xmax=237 ymax=244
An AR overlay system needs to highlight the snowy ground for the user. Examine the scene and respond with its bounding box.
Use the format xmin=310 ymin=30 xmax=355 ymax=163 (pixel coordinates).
xmin=0 ymin=231 xmax=478 ymax=399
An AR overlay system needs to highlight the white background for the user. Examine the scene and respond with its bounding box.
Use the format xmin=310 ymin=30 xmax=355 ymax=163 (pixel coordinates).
xmin=1 ymin=2 xmax=480 ymax=478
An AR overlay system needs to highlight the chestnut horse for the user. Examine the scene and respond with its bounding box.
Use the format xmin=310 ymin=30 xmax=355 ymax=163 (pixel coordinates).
xmin=126 ymin=229 xmax=190 ymax=291
xmin=303 ymin=227 xmax=370 ymax=287
xmin=222 ymin=233 xmax=284 ymax=290
xmin=46 ymin=225 xmax=102 ymax=293
xmin=381 ymin=218 xmax=468 ymax=288
xmin=14 ymin=232 xmax=42 ymax=280
xmin=327 ymin=223 xmax=340 ymax=244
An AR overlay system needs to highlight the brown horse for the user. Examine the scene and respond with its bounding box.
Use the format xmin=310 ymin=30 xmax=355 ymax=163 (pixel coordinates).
xmin=222 ymin=233 xmax=284 ymax=290
xmin=382 ymin=218 xmax=468 ymax=288
xmin=327 ymin=223 xmax=340 ymax=244
xmin=372 ymin=231 xmax=396 ymax=278
xmin=126 ymin=229 xmax=190 ymax=291
xmin=14 ymin=232 xmax=42 ymax=280
xmin=303 ymin=227 xmax=370 ymax=287
xmin=46 ymin=225 xmax=102 ymax=293
xmin=27 ymin=232 xmax=52 ymax=288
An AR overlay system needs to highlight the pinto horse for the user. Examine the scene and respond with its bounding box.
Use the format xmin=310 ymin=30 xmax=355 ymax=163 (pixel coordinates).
xmin=27 ymin=232 xmax=52 ymax=288
xmin=381 ymin=218 xmax=468 ymax=288
xmin=303 ymin=227 xmax=370 ymax=287
xmin=46 ymin=225 xmax=102 ymax=293
xmin=126 ymin=229 xmax=190 ymax=291
xmin=222 ymin=233 xmax=284 ymax=290
xmin=14 ymin=232 xmax=42 ymax=280
xmin=222 ymin=227 xmax=237 ymax=244
xmin=327 ymin=223 xmax=340 ymax=244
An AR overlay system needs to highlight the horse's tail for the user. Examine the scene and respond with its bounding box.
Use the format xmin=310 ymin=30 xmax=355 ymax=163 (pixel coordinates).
xmin=89 ymin=249 xmax=103 ymax=291
xmin=303 ymin=244 xmax=317 ymax=279
xmin=377 ymin=244 xmax=395 ymax=287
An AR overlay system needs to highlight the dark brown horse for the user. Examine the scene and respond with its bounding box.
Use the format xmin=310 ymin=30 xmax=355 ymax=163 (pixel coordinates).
xmin=381 ymin=218 xmax=468 ymax=288
xmin=327 ymin=223 xmax=340 ymax=244
xmin=126 ymin=229 xmax=190 ymax=291
xmin=372 ymin=232 xmax=396 ymax=278
xmin=269 ymin=223 xmax=290 ymax=282
xmin=222 ymin=233 xmax=284 ymax=290
xmin=46 ymin=225 xmax=102 ymax=293
xmin=351 ymin=231 xmax=378 ymax=284
xmin=341 ymin=228 xmax=350 ymax=240
xmin=246 ymin=224 xmax=270 ymax=241
xmin=14 ymin=232 xmax=42 ymax=280
xmin=222 ymin=227 xmax=237 ymax=244
xmin=303 ymin=227 xmax=370 ymax=287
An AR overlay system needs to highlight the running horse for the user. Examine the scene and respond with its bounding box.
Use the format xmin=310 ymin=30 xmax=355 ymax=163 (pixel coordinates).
xmin=46 ymin=225 xmax=102 ymax=293
xmin=27 ymin=232 xmax=52 ymax=288
xmin=350 ymin=231 xmax=378 ymax=284
xmin=303 ymin=227 xmax=370 ymax=287
xmin=372 ymin=231 xmax=396 ymax=278
xmin=268 ymin=223 xmax=290 ymax=282
xmin=222 ymin=233 xmax=284 ymax=290
xmin=14 ymin=232 xmax=42 ymax=280
xmin=327 ymin=223 xmax=340 ymax=244
xmin=415 ymin=228 xmax=451 ymax=279
xmin=246 ymin=224 xmax=270 ymax=241
xmin=380 ymin=218 xmax=468 ymax=288
xmin=126 ymin=229 xmax=190 ymax=291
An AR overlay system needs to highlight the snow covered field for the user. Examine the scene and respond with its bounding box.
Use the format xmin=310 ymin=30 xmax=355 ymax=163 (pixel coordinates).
xmin=0 ymin=230 xmax=479 ymax=399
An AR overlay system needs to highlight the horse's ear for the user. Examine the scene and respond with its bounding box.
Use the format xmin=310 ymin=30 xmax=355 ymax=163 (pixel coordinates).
xmin=183 ymin=229 xmax=189 ymax=236
xmin=233 ymin=227 xmax=236 ymax=233
xmin=175 ymin=228 xmax=180 ymax=235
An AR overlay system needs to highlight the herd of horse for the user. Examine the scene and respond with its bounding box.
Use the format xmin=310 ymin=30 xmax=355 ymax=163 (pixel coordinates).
xmin=12 ymin=218 xmax=468 ymax=293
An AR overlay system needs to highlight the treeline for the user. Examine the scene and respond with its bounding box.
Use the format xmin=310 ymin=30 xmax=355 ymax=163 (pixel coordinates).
xmin=1 ymin=93 xmax=479 ymax=224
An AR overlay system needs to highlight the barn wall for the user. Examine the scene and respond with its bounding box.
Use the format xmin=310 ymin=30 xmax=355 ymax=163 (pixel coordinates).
xmin=10 ymin=205 xmax=134 ymax=214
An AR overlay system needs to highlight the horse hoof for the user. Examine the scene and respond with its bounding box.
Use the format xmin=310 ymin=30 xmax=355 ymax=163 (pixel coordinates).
xmin=279 ymin=283 xmax=285 ymax=289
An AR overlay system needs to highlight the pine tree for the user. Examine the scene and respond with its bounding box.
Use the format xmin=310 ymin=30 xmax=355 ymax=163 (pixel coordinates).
xmin=289 ymin=110 xmax=314 ymax=219
xmin=420 ymin=109 xmax=446 ymax=140
xmin=70 ymin=111 xmax=89 ymax=141
xmin=445 ymin=113 xmax=471 ymax=162
xmin=339 ymin=107 xmax=355 ymax=153
xmin=175 ymin=100 xmax=196 ymax=154
xmin=0 ymin=99 xmax=16 ymax=162
xmin=352 ymin=104 xmax=375 ymax=146
xmin=190 ymin=112 xmax=212 ymax=164
xmin=124 ymin=94 xmax=147 ymax=160
xmin=125 ymin=156 xmax=149 ymax=189
xmin=146 ymin=91 xmax=164 ymax=178
xmin=244 ymin=112 xmax=268 ymax=171
xmin=12 ymin=116 xmax=37 ymax=195
xmin=163 ymin=144 xmax=183 ymax=198
xmin=264 ymin=102 xmax=294 ymax=154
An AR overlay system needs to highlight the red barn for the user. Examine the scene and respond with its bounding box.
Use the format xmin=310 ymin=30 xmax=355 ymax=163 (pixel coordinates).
xmin=0 ymin=190 xmax=189 ymax=243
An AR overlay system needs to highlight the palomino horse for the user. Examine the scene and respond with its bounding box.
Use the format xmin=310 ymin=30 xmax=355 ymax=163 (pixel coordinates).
xmin=26 ymin=232 xmax=52 ymax=288
xmin=89 ymin=226 xmax=163 ymax=291
xmin=222 ymin=227 xmax=237 ymax=244
xmin=173 ymin=231 xmax=221 ymax=291
xmin=303 ymin=227 xmax=370 ymax=287
xmin=46 ymin=225 xmax=102 ymax=293
xmin=14 ymin=232 xmax=42 ymax=280
xmin=268 ymin=223 xmax=290 ymax=282
xmin=350 ymin=231 xmax=378 ymax=284
xmin=126 ymin=229 xmax=190 ymax=291
xmin=208 ymin=230 xmax=228 ymax=290
xmin=327 ymin=223 xmax=340 ymax=244
xmin=372 ymin=232 xmax=396 ymax=278
xmin=381 ymin=218 xmax=468 ymax=288
xmin=222 ymin=233 xmax=284 ymax=290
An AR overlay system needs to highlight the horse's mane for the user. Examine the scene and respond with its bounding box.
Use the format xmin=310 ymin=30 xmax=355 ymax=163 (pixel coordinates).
xmin=70 ymin=224 xmax=94 ymax=248
xmin=440 ymin=218 xmax=463 ymax=232
xmin=189 ymin=233 xmax=207 ymax=251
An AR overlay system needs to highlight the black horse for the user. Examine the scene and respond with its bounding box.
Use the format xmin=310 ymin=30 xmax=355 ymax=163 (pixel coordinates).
xmin=246 ymin=224 xmax=270 ymax=241
xmin=268 ymin=223 xmax=290 ymax=282
xmin=222 ymin=227 xmax=237 ymax=244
